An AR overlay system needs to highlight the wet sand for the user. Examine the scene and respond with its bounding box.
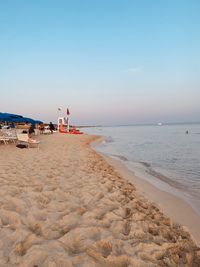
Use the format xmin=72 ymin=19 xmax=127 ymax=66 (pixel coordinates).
xmin=0 ymin=133 xmax=200 ymax=266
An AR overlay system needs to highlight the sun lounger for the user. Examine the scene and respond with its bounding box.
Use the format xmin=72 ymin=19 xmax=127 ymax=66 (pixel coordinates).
xmin=2 ymin=129 xmax=17 ymax=143
xmin=16 ymin=133 xmax=40 ymax=148
xmin=0 ymin=132 xmax=9 ymax=145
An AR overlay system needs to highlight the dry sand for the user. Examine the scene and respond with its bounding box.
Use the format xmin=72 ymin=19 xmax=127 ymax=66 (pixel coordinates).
xmin=0 ymin=133 xmax=200 ymax=267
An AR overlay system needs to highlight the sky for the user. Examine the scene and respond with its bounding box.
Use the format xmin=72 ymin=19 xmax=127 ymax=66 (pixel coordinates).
xmin=0 ymin=0 xmax=200 ymax=125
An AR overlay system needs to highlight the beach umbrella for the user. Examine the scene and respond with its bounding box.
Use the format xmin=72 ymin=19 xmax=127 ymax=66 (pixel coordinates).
xmin=0 ymin=112 xmax=23 ymax=120
xmin=0 ymin=112 xmax=24 ymax=123
xmin=0 ymin=112 xmax=43 ymax=124
xmin=0 ymin=114 xmax=14 ymax=123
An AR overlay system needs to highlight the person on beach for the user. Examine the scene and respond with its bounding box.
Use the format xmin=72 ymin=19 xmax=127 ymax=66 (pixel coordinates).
xmin=59 ymin=122 xmax=65 ymax=132
xmin=28 ymin=124 xmax=35 ymax=137
xmin=39 ymin=123 xmax=44 ymax=134
xmin=27 ymin=124 xmax=39 ymax=144
xmin=49 ymin=122 xmax=55 ymax=133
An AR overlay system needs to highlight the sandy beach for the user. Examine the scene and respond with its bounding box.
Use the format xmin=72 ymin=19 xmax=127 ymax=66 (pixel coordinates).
xmin=0 ymin=133 xmax=200 ymax=267
xmin=98 ymin=152 xmax=200 ymax=247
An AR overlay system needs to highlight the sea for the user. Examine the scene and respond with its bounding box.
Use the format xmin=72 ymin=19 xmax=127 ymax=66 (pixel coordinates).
xmin=84 ymin=123 xmax=200 ymax=216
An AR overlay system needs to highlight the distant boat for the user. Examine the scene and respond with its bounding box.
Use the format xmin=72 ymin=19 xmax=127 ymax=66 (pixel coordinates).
xmin=157 ymin=122 xmax=162 ymax=126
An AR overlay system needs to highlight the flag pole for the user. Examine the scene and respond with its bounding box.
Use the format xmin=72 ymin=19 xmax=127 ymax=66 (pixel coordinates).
xmin=67 ymin=108 xmax=70 ymax=132
xmin=57 ymin=108 xmax=61 ymax=132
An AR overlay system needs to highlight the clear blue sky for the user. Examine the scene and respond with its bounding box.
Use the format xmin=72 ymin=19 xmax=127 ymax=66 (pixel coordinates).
xmin=0 ymin=0 xmax=200 ymax=125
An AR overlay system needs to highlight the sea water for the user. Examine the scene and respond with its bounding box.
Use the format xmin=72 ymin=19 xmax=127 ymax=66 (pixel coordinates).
xmin=84 ymin=124 xmax=200 ymax=215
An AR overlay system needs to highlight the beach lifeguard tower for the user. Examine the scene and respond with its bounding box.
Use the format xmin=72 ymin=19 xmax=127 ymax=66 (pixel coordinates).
xmin=58 ymin=117 xmax=69 ymax=132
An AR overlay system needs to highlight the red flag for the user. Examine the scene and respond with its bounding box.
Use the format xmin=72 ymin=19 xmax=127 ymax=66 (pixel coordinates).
xmin=67 ymin=108 xmax=70 ymax=115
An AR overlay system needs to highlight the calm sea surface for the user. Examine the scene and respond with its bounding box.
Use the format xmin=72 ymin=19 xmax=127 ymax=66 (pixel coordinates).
xmin=84 ymin=124 xmax=200 ymax=215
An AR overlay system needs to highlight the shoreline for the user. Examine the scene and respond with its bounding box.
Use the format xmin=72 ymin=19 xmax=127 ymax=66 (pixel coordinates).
xmin=0 ymin=133 xmax=199 ymax=266
xmin=91 ymin=136 xmax=200 ymax=246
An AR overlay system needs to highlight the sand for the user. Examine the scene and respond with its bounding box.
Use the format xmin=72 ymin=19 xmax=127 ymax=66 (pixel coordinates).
xmin=0 ymin=133 xmax=200 ymax=267
xmin=99 ymin=153 xmax=200 ymax=246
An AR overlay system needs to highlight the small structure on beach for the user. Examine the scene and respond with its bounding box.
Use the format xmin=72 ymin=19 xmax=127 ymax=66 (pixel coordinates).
xmin=57 ymin=117 xmax=83 ymax=134
xmin=58 ymin=117 xmax=68 ymax=132
xmin=57 ymin=108 xmax=83 ymax=134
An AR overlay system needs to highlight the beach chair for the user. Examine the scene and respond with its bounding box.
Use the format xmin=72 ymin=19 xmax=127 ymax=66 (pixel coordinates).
xmin=0 ymin=131 xmax=9 ymax=145
xmin=16 ymin=133 xmax=40 ymax=148
xmin=2 ymin=129 xmax=17 ymax=143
